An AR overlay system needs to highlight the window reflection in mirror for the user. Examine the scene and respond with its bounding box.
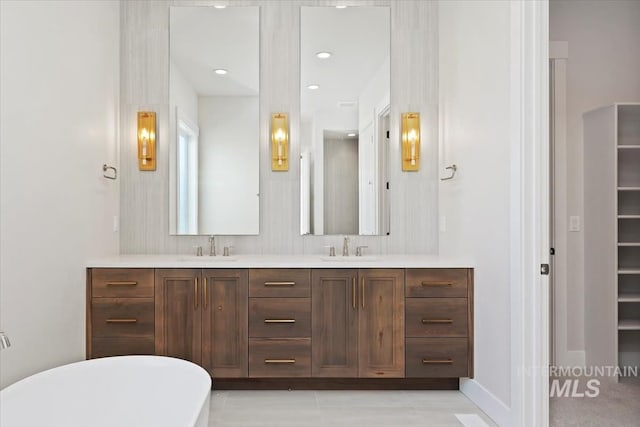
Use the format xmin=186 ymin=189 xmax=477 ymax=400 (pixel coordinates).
xmin=169 ymin=6 xmax=260 ymax=235
xmin=300 ymin=6 xmax=390 ymax=236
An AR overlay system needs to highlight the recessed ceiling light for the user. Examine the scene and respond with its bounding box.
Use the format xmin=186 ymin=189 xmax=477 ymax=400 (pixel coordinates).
xmin=316 ymin=51 xmax=332 ymax=59
xmin=336 ymin=5 xmax=347 ymax=9
xmin=214 ymin=69 xmax=228 ymax=75
xmin=307 ymin=84 xmax=320 ymax=90
xmin=347 ymin=133 xmax=356 ymax=137
xmin=214 ymin=4 xmax=226 ymax=8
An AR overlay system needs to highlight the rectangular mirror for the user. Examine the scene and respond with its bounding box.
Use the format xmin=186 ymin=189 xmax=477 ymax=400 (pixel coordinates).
xmin=300 ymin=6 xmax=390 ymax=236
xmin=169 ymin=6 xmax=260 ymax=235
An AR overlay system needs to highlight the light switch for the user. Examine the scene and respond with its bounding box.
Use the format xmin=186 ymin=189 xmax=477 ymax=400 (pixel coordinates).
xmin=113 ymin=215 xmax=119 ymax=232
xmin=569 ymin=216 xmax=581 ymax=232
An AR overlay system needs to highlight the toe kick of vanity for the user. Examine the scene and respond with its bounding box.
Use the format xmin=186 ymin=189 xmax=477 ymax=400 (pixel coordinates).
xmin=86 ymin=261 xmax=473 ymax=389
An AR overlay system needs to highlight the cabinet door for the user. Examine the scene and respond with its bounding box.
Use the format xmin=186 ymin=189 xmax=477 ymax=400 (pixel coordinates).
xmin=201 ymin=269 xmax=248 ymax=378
xmin=155 ymin=269 xmax=202 ymax=365
xmin=358 ymin=269 xmax=405 ymax=378
xmin=311 ymin=269 xmax=358 ymax=377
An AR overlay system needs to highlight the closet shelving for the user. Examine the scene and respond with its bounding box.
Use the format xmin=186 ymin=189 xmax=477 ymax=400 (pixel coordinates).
xmin=585 ymin=103 xmax=640 ymax=374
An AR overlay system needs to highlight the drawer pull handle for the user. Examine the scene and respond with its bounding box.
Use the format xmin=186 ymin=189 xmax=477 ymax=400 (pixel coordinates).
xmin=264 ymin=319 xmax=296 ymax=324
xmin=264 ymin=281 xmax=296 ymax=287
xmin=264 ymin=359 xmax=296 ymax=364
xmin=422 ymin=319 xmax=453 ymax=324
xmin=421 ymin=281 xmax=452 ymax=287
xmin=106 ymin=281 xmax=138 ymax=286
xmin=422 ymin=359 xmax=453 ymax=365
xmin=105 ymin=319 xmax=137 ymax=324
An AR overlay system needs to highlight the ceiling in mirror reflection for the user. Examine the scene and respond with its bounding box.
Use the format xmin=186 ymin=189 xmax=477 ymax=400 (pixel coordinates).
xmin=300 ymin=7 xmax=390 ymax=123
xmin=170 ymin=7 xmax=259 ymax=96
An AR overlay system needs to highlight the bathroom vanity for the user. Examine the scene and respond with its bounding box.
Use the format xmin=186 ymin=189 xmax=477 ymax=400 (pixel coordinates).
xmin=86 ymin=256 xmax=473 ymax=389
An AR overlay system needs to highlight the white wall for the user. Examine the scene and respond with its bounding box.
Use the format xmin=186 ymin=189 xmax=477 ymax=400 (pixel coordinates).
xmin=0 ymin=0 xmax=120 ymax=387
xmin=197 ymin=96 xmax=259 ymax=234
xmin=550 ymin=0 xmax=640 ymax=363
xmin=438 ymin=0 xmax=513 ymax=421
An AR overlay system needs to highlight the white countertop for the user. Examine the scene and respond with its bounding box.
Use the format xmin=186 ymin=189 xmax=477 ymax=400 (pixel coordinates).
xmin=86 ymin=254 xmax=473 ymax=269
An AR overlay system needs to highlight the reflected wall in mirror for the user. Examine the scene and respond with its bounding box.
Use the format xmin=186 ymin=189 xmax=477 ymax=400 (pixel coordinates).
xmin=300 ymin=6 xmax=390 ymax=236
xmin=169 ymin=6 xmax=259 ymax=235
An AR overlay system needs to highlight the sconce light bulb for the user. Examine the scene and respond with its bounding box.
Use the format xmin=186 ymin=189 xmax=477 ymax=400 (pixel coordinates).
xmin=275 ymin=128 xmax=285 ymax=142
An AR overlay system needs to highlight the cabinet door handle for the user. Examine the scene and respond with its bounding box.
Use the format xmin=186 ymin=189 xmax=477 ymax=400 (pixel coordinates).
xmin=194 ymin=277 xmax=199 ymax=310
xmin=421 ymin=281 xmax=452 ymax=287
xmin=422 ymin=359 xmax=453 ymax=364
xmin=105 ymin=318 xmax=137 ymax=324
xmin=352 ymin=277 xmax=356 ymax=309
xmin=106 ymin=281 xmax=137 ymax=286
xmin=203 ymin=277 xmax=208 ymax=310
xmin=421 ymin=319 xmax=453 ymax=324
xmin=264 ymin=319 xmax=296 ymax=323
xmin=264 ymin=359 xmax=296 ymax=364
xmin=264 ymin=281 xmax=295 ymax=287
xmin=361 ymin=276 xmax=365 ymax=309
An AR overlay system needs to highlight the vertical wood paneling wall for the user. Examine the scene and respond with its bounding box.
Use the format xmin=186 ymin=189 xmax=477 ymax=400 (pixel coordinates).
xmin=120 ymin=0 xmax=438 ymax=255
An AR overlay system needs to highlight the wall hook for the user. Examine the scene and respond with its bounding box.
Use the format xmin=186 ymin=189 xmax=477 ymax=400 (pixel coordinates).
xmin=103 ymin=164 xmax=117 ymax=180
xmin=440 ymin=164 xmax=457 ymax=181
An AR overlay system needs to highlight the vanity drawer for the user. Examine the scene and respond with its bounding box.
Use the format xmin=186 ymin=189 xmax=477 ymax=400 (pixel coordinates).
xmin=91 ymin=298 xmax=155 ymax=338
xmin=91 ymin=268 xmax=154 ymax=298
xmin=91 ymin=337 xmax=155 ymax=358
xmin=249 ymin=298 xmax=311 ymax=338
xmin=249 ymin=338 xmax=311 ymax=377
xmin=249 ymin=269 xmax=311 ymax=298
xmin=405 ymin=298 xmax=468 ymax=337
xmin=405 ymin=269 xmax=468 ymax=298
xmin=405 ymin=338 xmax=468 ymax=378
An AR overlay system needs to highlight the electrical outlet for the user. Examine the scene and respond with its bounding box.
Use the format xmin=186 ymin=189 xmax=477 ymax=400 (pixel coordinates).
xmin=440 ymin=215 xmax=447 ymax=233
xmin=569 ymin=216 xmax=581 ymax=232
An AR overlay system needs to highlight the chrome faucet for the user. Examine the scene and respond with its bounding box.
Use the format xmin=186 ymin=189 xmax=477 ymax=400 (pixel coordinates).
xmin=356 ymin=245 xmax=368 ymax=257
xmin=209 ymin=235 xmax=216 ymax=256
xmin=342 ymin=236 xmax=350 ymax=256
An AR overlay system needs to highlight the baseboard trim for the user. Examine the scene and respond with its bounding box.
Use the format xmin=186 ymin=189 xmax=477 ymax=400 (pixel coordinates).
xmin=460 ymin=378 xmax=511 ymax=427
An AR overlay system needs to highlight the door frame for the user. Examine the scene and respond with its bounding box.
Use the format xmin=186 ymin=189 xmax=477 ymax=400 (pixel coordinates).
xmin=510 ymin=1 xmax=550 ymax=426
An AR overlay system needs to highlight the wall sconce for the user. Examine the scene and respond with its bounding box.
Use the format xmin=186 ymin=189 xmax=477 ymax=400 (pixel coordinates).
xmin=137 ymin=111 xmax=156 ymax=171
xmin=401 ymin=112 xmax=420 ymax=171
xmin=271 ymin=113 xmax=289 ymax=171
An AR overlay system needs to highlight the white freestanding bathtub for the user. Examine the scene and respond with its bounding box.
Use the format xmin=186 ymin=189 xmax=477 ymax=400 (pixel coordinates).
xmin=0 ymin=355 xmax=211 ymax=427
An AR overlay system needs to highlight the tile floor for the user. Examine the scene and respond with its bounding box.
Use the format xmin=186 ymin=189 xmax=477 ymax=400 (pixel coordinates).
xmin=208 ymin=390 xmax=497 ymax=427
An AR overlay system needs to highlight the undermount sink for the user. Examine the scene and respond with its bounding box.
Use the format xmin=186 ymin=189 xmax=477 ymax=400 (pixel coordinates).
xmin=177 ymin=256 xmax=237 ymax=262
xmin=320 ymin=256 xmax=378 ymax=262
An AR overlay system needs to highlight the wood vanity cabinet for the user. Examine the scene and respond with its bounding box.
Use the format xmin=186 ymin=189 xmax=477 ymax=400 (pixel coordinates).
xmin=88 ymin=265 xmax=473 ymax=386
xmin=86 ymin=268 xmax=155 ymax=358
xmin=248 ymin=269 xmax=312 ymax=378
xmin=311 ymin=269 xmax=405 ymax=378
xmin=404 ymin=269 xmax=474 ymax=378
xmin=155 ymin=269 xmax=248 ymax=378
